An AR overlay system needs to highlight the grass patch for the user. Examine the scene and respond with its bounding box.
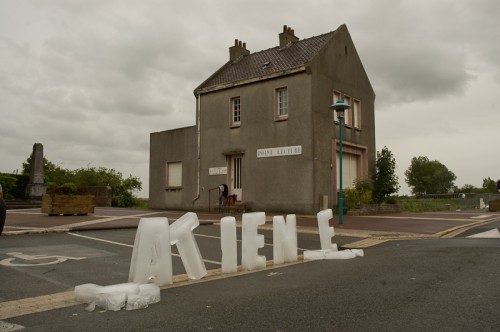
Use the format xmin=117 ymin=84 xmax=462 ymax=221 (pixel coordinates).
xmin=397 ymin=198 xmax=478 ymax=212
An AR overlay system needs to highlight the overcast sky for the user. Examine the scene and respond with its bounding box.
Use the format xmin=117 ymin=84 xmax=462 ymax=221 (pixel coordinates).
xmin=1 ymin=0 xmax=499 ymax=198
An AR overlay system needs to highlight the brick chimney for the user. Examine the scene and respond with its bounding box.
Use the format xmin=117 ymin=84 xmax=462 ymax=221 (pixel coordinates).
xmin=229 ymin=39 xmax=250 ymax=61
xmin=279 ymin=25 xmax=299 ymax=47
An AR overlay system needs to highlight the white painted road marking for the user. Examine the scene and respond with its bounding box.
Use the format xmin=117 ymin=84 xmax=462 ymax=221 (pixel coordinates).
xmin=0 ymin=252 xmax=86 ymax=267
xmin=68 ymin=232 xmax=222 ymax=265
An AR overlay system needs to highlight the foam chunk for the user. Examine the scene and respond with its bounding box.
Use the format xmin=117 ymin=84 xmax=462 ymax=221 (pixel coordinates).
xmin=241 ymin=212 xmax=266 ymax=270
xmin=95 ymin=292 xmax=127 ymax=311
xmin=303 ymin=249 xmax=364 ymax=260
xmin=75 ymin=282 xmax=160 ymax=312
xmin=126 ymin=284 xmax=161 ymax=310
xmin=75 ymin=283 xmax=103 ymax=303
xmin=220 ymin=216 xmax=238 ymax=273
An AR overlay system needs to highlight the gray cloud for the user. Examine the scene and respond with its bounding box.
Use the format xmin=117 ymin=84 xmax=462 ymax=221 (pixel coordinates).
xmin=1 ymin=0 xmax=499 ymax=196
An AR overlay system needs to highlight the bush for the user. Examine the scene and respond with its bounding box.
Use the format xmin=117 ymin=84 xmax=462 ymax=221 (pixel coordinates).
xmin=342 ymin=177 xmax=373 ymax=213
xmin=343 ymin=188 xmax=372 ymax=212
xmin=396 ymin=197 xmax=477 ymax=212
xmin=0 ymin=173 xmax=31 ymax=199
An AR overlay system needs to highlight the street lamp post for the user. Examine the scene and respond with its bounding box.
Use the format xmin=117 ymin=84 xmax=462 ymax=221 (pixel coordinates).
xmin=329 ymin=99 xmax=351 ymax=225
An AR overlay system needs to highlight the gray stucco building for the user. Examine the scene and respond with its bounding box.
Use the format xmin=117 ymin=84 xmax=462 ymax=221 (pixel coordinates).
xmin=150 ymin=24 xmax=375 ymax=214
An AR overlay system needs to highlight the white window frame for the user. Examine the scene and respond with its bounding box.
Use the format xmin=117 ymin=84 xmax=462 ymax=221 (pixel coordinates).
xmin=333 ymin=90 xmax=341 ymax=123
xmin=353 ymin=99 xmax=361 ymax=130
xmin=275 ymin=87 xmax=288 ymax=121
xmin=343 ymin=95 xmax=352 ymax=127
xmin=230 ymin=96 xmax=241 ymax=127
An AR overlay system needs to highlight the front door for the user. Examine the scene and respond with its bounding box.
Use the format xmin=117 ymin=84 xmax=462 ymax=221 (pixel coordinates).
xmin=229 ymin=156 xmax=242 ymax=201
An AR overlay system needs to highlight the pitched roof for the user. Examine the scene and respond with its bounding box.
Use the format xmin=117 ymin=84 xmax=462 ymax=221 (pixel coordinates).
xmin=196 ymin=30 xmax=336 ymax=93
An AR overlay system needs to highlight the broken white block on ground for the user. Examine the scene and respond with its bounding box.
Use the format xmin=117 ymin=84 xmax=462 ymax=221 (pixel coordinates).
xmin=74 ymin=282 xmax=160 ymax=312
xmin=95 ymin=292 xmax=127 ymax=311
xmin=126 ymin=284 xmax=161 ymax=310
xmin=304 ymin=249 xmax=364 ymax=260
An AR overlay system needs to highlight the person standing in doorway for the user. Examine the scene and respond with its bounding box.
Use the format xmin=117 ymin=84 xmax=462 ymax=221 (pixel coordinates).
xmin=219 ymin=184 xmax=228 ymax=206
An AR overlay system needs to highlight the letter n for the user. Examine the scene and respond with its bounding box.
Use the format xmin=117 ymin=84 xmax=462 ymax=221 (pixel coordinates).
xmin=273 ymin=215 xmax=298 ymax=264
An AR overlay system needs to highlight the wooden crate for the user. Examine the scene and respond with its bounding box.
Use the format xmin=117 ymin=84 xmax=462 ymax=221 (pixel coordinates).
xmin=42 ymin=194 xmax=95 ymax=215
xmin=489 ymin=199 xmax=500 ymax=212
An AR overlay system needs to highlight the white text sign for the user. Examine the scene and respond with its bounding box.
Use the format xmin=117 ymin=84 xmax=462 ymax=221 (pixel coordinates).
xmin=257 ymin=145 xmax=302 ymax=158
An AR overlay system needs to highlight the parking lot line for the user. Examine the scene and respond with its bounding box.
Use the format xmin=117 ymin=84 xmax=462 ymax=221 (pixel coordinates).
xmin=67 ymin=232 xmax=222 ymax=266
xmin=49 ymin=212 xmax=162 ymax=230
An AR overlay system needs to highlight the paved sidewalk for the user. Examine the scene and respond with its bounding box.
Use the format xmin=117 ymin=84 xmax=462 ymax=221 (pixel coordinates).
xmin=3 ymin=207 xmax=499 ymax=239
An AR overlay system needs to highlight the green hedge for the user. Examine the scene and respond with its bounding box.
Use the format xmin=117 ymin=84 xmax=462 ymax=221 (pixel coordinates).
xmin=0 ymin=173 xmax=30 ymax=199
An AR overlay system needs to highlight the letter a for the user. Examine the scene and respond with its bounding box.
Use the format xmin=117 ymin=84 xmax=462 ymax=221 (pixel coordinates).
xmin=129 ymin=217 xmax=173 ymax=286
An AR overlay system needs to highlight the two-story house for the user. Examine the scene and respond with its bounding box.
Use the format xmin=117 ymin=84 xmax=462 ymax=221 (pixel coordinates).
xmin=150 ymin=24 xmax=375 ymax=214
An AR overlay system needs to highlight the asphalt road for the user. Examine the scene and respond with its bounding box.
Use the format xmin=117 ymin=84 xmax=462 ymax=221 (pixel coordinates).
xmin=1 ymin=220 xmax=499 ymax=331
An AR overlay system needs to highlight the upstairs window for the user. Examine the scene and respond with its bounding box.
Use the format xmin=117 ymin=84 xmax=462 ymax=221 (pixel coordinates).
xmin=333 ymin=90 xmax=361 ymax=129
xmin=275 ymin=87 xmax=288 ymax=120
xmin=230 ymin=97 xmax=241 ymax=127
xmin=353 ymin=99 xmax=361 ymax=129
xmin=343 ymin=95 xmax=352 ymax=127
xmin=333 ymin=90 xmax=341 ymax=122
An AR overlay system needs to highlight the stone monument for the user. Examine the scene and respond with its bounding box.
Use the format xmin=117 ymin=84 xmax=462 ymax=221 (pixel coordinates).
xmin=26 ymin=143 xmax=47 ymax=200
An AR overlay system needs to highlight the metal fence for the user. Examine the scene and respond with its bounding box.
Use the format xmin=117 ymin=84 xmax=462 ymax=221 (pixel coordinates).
xmin=398 ymin=193 xmax=500 ymax=212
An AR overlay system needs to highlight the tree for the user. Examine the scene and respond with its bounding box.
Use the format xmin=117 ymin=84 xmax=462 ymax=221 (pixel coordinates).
xmin=22 ymin=156 xmax=142 ymax=207
xmin=454 ymin=184 xmax=477 ymax=193
xmin=343 ymin=177 xmax=373 ymax=211
xmin=22 ymin=155 xmax=71 ymax=188
xmin=482 ymin=177 xmax=496 ymax=193
xmin=404 ymin=156 xmax=456 ymax=195
xmin=372 ymin=146 xmax=400 ymax=203
xmin=0 ymin=173 xmax=18 ymax=199
xmin=71 ymin=167 xmax=142 ymax=207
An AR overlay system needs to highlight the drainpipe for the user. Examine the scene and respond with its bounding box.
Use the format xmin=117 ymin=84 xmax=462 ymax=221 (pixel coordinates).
xmin=192 ymin=93 xmax=201 ymax=203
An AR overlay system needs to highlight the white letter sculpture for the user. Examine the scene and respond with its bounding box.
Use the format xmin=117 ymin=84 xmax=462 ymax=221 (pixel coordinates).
xmin=128 ymin=218 xmax=173 ymax=286
xmin=304 ymin=209 xmax=364 ymax=260
xmin=170 ymin=212 xmax=207 ymax=279
xmin=317 ymin=209 xmax=338 ymax=251
xmin=273 ymin=215 xmax=298 ymax=264
xmin=220 ymin=216 xmax=238 ymax=273
xmin=241 ymin=212 xmax=266 ymax=270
